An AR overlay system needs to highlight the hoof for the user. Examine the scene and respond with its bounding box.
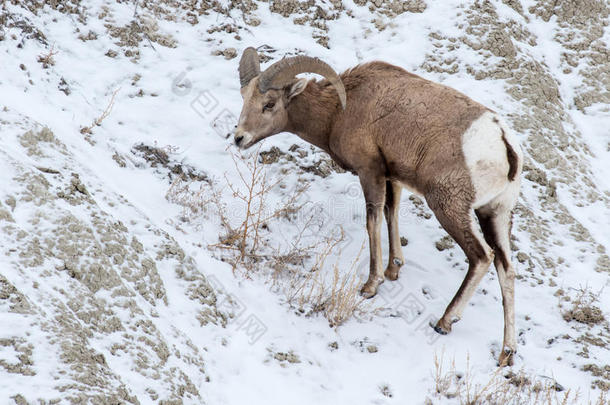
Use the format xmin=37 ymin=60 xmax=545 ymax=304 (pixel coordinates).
xmin=430 ymin=321 xmax=448 ymax=335
xmin=431 ymin=317 xmax=456 ymax=335
xmin=384 ymin=267 xmax=399 ymax=281
xmin=360 ymin=288 xmax=376 ymax=299
xmin=360 ymin=278 xmax=383 ymax=299
xmin=384 ymin=258 xmax=403 ymax=281
xmin=498 ymin=347 xmax=516 ymax=367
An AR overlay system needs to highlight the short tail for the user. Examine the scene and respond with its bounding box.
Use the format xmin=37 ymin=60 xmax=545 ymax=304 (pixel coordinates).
xmin=501 ymin=129 xmax=519 ymax=182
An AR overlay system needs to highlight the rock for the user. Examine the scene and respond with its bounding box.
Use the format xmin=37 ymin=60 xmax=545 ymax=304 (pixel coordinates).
xmin=222 ymin=47 xmax=237 ymax=59
xmin=517 ymin=252 xmax=529 ymax=263
xmin=435 ymin=236 xmax=454 ymax=251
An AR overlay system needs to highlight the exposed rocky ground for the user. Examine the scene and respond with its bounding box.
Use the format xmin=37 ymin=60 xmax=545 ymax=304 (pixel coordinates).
xmin=1 ymin=114 xmax=224 ymax=403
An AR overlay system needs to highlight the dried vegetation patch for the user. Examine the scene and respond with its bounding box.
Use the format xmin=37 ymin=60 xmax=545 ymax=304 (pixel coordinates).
xmin=561 ymin=288 xmax=605 ymax=326
xmin=166 ymin=146 xmax=370 ymax=326
xmin=556 ymin=286 xmax=610 ymax=391
xmin=283 ymin=241 xmax=369 ymax=327
xmin=259 ymin=144 xmax=346 ymax=177
xmin=132 ymin=142 xmax=209 ymax=182
xmin=167 ymin=147 xmax=308 ymax=269
xmin=429 ymin=352 xmax=608 ymax=405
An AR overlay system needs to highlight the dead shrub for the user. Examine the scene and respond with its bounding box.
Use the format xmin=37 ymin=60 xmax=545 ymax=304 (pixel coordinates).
xmin=80 ymin=88 xmax=120 ymax=140
xmin=284 ymin=240 xmax=371 ymax=327
xmin=429 ymin=351 xmax=589 ymax=405
xmin=167 ymin=146 xmax=311 ymax=271
xmin=166 ymin=146 xmax=370 ymax=326
xmin=561 ymin=287 xmax=605 ymax=326
xmin=37 ymin=44 xmax=58 ymax=68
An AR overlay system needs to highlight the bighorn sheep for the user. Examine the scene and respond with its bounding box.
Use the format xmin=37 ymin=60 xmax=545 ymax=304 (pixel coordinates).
xmin=234 ymin=47 xmax=523 ymax=366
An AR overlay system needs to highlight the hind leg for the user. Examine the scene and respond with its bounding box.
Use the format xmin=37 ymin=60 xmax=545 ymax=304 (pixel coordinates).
xmin=476 ymin=184 xmax=519 ymax=366
xmin=384 ymin=180 xmax=404 ymax=281
xmin=425 ymin=187 xmax=493 ymax=334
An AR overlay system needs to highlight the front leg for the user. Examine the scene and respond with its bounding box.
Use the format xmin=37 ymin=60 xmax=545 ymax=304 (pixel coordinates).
xmin=359 ymin=172 xmax=386 ymax=299
xmin=384 ymin=180 xmax=404 ymax=281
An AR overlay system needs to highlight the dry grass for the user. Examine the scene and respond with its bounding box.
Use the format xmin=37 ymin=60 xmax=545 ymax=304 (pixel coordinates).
xmin=167 ymin=146 xmax=308 ymax=270
xmin=166 ymin=175 xmax=214 ymax=220
xmin=429 ymin=351 xmax=608 ymax=405
xmin=218 ymin=146 xmax=305 ymax=261
xmin=166 ymin=146 xmax=370 ymax=326
xmin=80 ymin=88 xmax=120 ymax=137
xmin=37 ymin=44 xmax=58 ymax=68
xmin=285 ymin=240 xmax=370 ymax=327
xmin=560 ymin=287 xmax=605 ymax=326
xmin=324 ymin=256 xmax=368 ymax=327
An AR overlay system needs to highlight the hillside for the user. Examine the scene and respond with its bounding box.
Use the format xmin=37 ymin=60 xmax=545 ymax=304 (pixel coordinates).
xmin=0 ymin=0 xmax=609 ymax=403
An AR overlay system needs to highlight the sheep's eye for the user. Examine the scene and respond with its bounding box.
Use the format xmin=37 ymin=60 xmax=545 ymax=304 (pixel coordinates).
xmin=263 ymin=102 xmax=275 ymax=112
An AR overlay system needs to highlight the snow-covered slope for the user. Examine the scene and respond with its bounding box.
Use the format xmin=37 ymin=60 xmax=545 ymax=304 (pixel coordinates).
xmin=0 ymin=0 xmax=609 ymax=403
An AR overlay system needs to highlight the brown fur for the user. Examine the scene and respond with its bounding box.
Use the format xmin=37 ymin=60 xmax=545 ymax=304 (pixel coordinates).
xmin=287 ymin=63 xmax=486 ymax=195
xmin=235 ymin=60 xmax=521 ymax=366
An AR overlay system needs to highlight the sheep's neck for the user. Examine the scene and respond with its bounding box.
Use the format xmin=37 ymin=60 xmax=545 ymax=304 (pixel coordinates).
xmin=285 ymin=82 xmax=336 ymax=153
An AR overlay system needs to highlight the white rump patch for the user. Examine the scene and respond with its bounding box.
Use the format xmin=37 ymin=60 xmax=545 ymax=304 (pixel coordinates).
xmin=462 ymin=112 xmax=522 ymax=208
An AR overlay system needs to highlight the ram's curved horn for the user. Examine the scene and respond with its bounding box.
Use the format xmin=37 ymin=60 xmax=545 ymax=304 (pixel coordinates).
xmin=239 ymin=47 xmax=261 ymax=88
xmin=258 ymin=56 xmax=346 ymax=109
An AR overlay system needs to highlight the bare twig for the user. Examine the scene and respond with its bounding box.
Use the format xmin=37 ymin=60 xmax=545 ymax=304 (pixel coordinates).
xmin=37 ymin=44 xmax=58 ymax=68
xmin=80 ymin=88 xmax=120 ymax=135
xmin=165 ymin=146 xmax=370 ymax=326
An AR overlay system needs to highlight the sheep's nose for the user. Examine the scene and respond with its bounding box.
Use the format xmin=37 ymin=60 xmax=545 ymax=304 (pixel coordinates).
xmin=235 ymin=134 xmax=244 ymax=146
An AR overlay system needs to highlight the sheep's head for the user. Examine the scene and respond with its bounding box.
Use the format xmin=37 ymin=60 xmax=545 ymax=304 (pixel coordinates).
xmin=234 ymin=47 xmax=346 ymax=149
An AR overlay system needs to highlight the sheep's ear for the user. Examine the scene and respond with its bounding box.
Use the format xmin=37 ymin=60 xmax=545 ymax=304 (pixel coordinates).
xmin=286 ymin=78 xmax=308 ymax=101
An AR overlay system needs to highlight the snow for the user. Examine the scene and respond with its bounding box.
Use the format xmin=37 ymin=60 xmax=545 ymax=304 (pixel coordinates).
xmin=0 ymin=0 xmax=609 ymax=403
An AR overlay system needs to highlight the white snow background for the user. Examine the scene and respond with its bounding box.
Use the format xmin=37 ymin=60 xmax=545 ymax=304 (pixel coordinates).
xmin=0 ymin=0 xmax=609 ymax=403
